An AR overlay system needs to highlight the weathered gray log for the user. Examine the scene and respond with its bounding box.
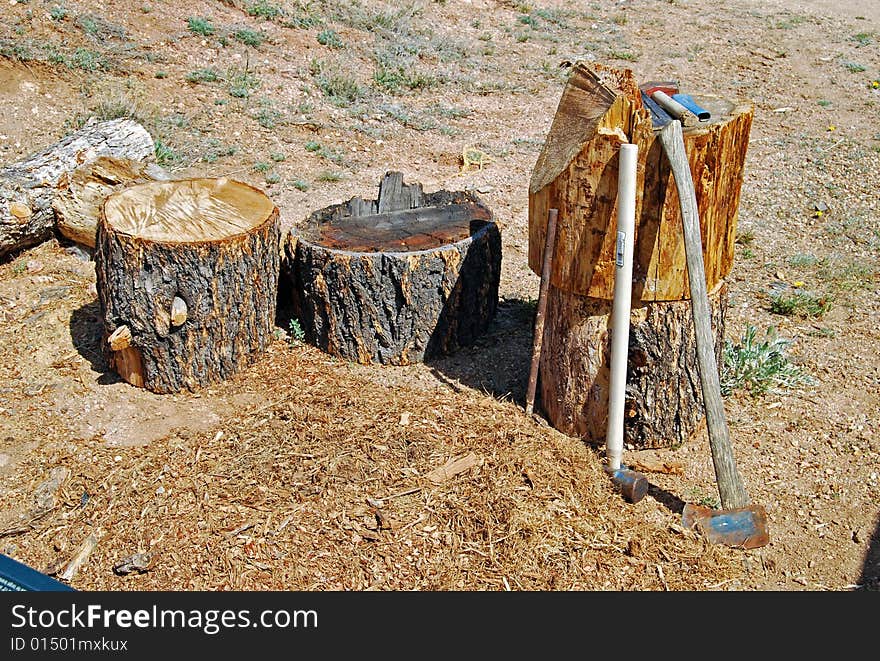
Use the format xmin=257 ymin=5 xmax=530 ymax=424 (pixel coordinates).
xmin=53 ymin=155 xmax=170 ymax=249
xmin=0 ymin=118 xmax=156 ymax=259
xmin=95 ymin=177 xmax=280 ymax=394
xmin=282 ymin=172 xmax=502 ymax=365
xmin=538 ymin=280 xmax=727 ymax=449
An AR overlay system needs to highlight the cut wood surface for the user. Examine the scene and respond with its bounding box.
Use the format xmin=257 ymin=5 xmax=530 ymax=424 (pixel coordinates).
xmin=0 ymin=118 xmax=155 ymax=259
xmin=95 ymin=177 xmax=280 ymax=394
xmin=53 ymin=155 xmax=170 ymax=248
xmin=283 ymin=171 xmax=501 ymax=366
xmin=528 ymin=63 xmax=652 ymax=299
xmin=528 ymin=63 xmax=753 ymax=302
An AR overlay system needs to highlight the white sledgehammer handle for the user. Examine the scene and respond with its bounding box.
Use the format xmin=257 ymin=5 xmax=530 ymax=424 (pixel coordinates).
xmin=605 ymin=142 xmax=638 ymax=471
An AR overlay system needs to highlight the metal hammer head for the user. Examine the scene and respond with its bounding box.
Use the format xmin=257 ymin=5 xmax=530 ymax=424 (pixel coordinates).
xmin=605 ymin=465 xmax=649 ymax=504
xmin=639 ymin=80 xmax=679 ymax=97
xmin=682 ymin=503 xmax=770 ymax=549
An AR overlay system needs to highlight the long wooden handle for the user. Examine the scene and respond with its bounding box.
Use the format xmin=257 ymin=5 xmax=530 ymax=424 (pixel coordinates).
xmin=657 ymin=121 xmax=749 ymax=509
xmin=525 ymin=208 xmax=558 ymax=416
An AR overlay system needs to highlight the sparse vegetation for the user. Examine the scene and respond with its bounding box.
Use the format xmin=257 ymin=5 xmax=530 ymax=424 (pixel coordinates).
xmin=721 ymin=325 xmax=815 ymax=396
xmin=310 ymin=59 xmax=366 ymax=106
xmin=769 ymin=290 xmax=832 ymax=318
xmin=227 ymin=69 xmax=260 ymax=98
xmin=70 ymin=47 xmax=106 ymax=71
xmin=186 ymin=68 xmax=221 ymax=84
xmin=317 ymin=29 xmax=344 ymax=49
xmin=247 ymin=1 xmax=283 ymax=20
xmin=187 ymin=17 xmax=215 ymax=37
xmin=154 ymin=139 xmax=179 ymax=166
xmin=288 ymin=318 xmax=306 ymax=345
xmin=233 ymin=29 xmax=265 ymax=47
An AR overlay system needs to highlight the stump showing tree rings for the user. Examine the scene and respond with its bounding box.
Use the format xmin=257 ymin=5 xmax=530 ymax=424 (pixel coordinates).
xmin=95 ymin=177 xmax=281 ymax=393
xmin=283 ymin=172 xmax=501 ymax=365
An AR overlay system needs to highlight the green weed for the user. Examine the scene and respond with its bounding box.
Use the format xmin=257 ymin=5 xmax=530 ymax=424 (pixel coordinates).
xmin=187 ymin=17 xmax=215 ymax=36
xmin=735 ymin=228 xmax=755 ymax=245
xmin=843 ymin=61 xmax=866 ymax=73
xmin=317 ymin=29 xmax=343 ymax=49
xmin=50 ymin=5 xmax=67 ymax=21
xmin=227 ymin=69 xmax=260 ymax=98
xmin=233 ymin=29 xmax=265 ymax=47
xmin=310 ymin=59 xmax=365 ymax=106
xmin=70 ymin=48 xmax=106 ymax=71
xmin=154 ymin=140 xmax=179 ymax=166
xmin=288 ymin=318 xmax=306 ymax=345
xmin=316 ymin=171 xmax=343 ymax=182
xmin=769 ymin=290 xmax=832 ymax=318
xmin=720 ymin=325 xmax=815 ymax=396
xmin=787 ymin=253 xmax=819 ymax=268
xmin=186 ymin=68 xmax=221 ymax=83
xmin=247 ymin=1 xmax=283 ymax=20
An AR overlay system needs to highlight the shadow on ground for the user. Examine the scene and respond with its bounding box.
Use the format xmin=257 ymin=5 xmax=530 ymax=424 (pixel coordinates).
xmin=69 ymin=299 xmax=121 ymax=385
xmin=425 ymin=297 xmax=536 ymax=406
xmin=858 ymin=513 xmax=880 ymax=591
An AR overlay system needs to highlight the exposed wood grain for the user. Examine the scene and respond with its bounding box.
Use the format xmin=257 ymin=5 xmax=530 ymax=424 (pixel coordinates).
xmin=528 ymin=62 xmax=753 ymax=302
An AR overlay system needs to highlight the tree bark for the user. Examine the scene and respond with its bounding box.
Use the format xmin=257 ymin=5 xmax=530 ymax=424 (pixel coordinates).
xmin=282 ymin=172 xmax=502 ymax=365
xmin=538 ymin=281 xmax=728 ymax=450
xmin=0 ymin=118 xmax=155 ymax=259
xmin=53 ymin=156 xmax=170 ymax=249
xmin=95 ymin=177 xmax=280 ymax=394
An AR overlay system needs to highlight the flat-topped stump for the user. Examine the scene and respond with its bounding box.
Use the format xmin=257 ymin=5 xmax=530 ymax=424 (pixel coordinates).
xmin=95 ymin=177 xmax=281 ymax=393
xmin=282 ymin=172 xmax=502 ymax=365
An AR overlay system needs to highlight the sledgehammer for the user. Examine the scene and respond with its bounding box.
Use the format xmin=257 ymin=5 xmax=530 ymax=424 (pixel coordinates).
xmin=650 ymin=95 xmax=770 ymax=549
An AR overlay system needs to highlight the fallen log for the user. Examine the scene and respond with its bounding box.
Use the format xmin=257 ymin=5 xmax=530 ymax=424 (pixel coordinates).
xmin=53 ymin=155 xmax=170 ymax=249
xmin=0 ymin=117 xmax=156 ymax=260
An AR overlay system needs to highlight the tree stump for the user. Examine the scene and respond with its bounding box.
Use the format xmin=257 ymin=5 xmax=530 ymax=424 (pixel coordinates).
xmin=282 ymin=171 xmax=501 ymax=365
xmin=540 ymin=281 xmax=727 ymax=448
xmin=528 ymin=63 xmax=752 ymax=449
xmin=95 ymin=177 xmax=281 ymax=393
xmin=0 ymin=118 xmax=156 ymax=260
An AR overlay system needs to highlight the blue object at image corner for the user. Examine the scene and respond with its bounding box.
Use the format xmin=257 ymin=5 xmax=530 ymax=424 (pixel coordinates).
xmin=0 ymin=553 xmax=75 ymax=591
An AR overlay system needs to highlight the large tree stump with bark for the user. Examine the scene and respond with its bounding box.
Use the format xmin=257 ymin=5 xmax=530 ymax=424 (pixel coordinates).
xmin=282 ymin=171 xmax=501 ymax=365
xmin=0 ymin=118 xmax=155 ymax=260
xmin=95 ymin=177 xmax=281 ymax=393
xmin=528 ymin=63 xmax=752 ymax=448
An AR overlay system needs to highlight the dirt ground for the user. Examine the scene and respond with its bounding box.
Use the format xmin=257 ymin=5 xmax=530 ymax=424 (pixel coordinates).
xmin=0 ymin=0 xmax=878 ymax=591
